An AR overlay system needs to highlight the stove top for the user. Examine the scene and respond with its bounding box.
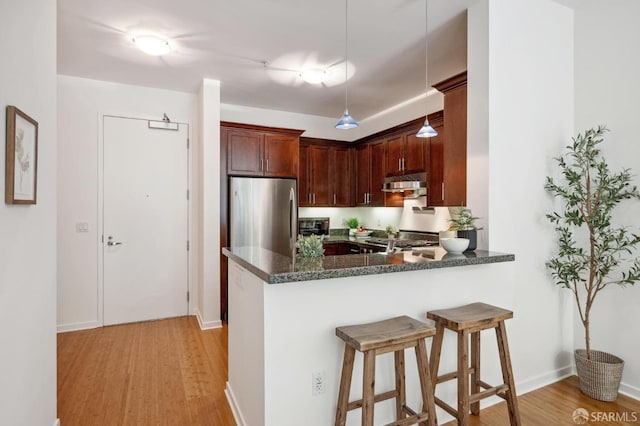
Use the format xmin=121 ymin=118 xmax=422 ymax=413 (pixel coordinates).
xmin=366 ymin=238 xmax=438 ymax=249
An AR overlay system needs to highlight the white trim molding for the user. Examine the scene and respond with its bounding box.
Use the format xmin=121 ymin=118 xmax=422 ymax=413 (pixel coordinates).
xmin=225 ymin=382 xmax=246 ymax=426
xmin=195 ymin=310 xmax=222 ymax=330
xmin=619 ymin=382 xmax=640 ymax=401
xmin=54 ymin=419 xmax=61 ymax=426
xmin=57 ymin=320 xmax=101 ymax=333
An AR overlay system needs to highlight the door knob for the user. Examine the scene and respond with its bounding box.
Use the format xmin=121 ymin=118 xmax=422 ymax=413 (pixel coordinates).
xmin=107 ymin=236 xmax=122 ymax=246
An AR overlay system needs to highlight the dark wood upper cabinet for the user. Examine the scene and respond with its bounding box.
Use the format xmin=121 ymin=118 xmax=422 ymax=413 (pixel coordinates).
xmin=433 ymin=71 xmax=467 ymax=207
xmin=426 ymin=112 xmax=445 ymax=206
xmin=369 ymin=140 xmax=386 ymax=206
xmin=299 ymin=138 xmax=354 ymax=207
xmin=224 ymin=122 xmax=303 ymax=178
xmin=355 ymin=140 xmax=386 ymax=206
xmin=385 ymin=130 xmax=425 ymax=176
xmin=227 ymin=130 xmax=263 ymax=176
xmin=331 ymin=146 xmax=353 ymax=207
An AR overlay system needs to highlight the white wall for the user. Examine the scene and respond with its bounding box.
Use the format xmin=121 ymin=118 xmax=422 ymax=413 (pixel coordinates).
xmin=574 ymin=0 xmax=640 ymax=398
xmin=221 ymin=90 xmax=443 ymax=142
xmin=0 ymin=1 xmax=58 ymax=425
xmin=468 ymin=0 xmax=575 ymax=394
xmin=57 ymin=75 xmax=201 ymax=330
xmin=198 ymin=79 xmax=223 ymax=328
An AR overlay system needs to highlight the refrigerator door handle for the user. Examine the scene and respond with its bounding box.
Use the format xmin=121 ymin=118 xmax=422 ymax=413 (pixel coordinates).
xmin=289 ymin=187 xmax=295 ymax=241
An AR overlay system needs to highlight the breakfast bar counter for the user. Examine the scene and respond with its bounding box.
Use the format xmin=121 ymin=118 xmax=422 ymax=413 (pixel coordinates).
xmin=223 ymin=247 xmax=517 ymax=426
xmin=222 ymin=246 xmax=514 ymax=284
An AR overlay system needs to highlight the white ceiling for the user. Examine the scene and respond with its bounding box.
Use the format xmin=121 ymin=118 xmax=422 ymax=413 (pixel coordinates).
xmin=57 ymin=0 xmax=470 ymax=120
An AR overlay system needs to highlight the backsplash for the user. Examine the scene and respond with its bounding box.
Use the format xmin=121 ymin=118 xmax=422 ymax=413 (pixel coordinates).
xmin=299 ymin=207 xmax=403 ymax=231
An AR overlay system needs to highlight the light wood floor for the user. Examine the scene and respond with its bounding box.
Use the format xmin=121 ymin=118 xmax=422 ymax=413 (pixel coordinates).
xmin=58 ymin=317 xmax=639 ymax=425
xmin=57 ymin=316 xmax=235 ymax=425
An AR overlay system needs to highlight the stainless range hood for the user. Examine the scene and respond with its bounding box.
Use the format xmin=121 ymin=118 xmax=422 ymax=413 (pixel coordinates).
xmin=382 ymin=172 xmax=427 ymax=198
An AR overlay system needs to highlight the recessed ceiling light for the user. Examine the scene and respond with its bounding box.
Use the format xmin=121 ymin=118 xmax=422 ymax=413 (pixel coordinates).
xmin=300 ymin=68 xmax=330 ymax=84
xmin=132 ymin=35 xmax=171 ymax=56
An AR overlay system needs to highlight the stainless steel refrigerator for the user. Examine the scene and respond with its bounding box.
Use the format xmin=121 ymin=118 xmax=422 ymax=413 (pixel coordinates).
xmin=229 ymin=177 xmax=297 ymax=257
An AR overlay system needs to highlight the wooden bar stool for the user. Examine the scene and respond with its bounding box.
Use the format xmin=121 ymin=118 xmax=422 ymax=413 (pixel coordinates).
xmin=335 ymin=316 xmax=438 ymax=426
xmin=427 ymin=303 xmax=521 ymax=425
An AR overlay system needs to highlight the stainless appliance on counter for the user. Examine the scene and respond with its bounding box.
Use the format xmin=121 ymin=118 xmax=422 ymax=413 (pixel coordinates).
xmin=298 ymin=217 xmax=330 ymax=237
xmin=229 ymin=177 xmax=297 ymax=257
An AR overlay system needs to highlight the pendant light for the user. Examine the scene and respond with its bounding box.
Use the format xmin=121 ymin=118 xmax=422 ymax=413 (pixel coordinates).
xmin=335 ymin=0 xmax=359 ymax=130
xmin=416 ymin=0 xmax=437 ymax=138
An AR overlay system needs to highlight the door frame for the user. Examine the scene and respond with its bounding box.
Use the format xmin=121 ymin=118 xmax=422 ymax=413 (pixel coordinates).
xmin=97 ymin=112 xmax=192 ymax=326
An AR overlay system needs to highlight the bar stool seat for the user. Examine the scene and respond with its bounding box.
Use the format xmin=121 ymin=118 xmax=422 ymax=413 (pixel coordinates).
xmin=427 ymin=302 xmax=521 ymax=425
xmin=335 ymin=315 xmax=438 ymax=426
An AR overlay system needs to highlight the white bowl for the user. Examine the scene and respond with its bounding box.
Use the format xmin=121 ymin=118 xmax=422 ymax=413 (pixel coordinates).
xmin=354 ymin=230 xmax=372 ymax=238
xmin=440 ymin=237 xmax=469 ymax=254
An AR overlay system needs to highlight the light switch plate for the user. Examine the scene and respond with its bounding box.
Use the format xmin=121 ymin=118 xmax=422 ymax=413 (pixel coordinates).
xmin=75 ymin=222 xmax=89 ymax=233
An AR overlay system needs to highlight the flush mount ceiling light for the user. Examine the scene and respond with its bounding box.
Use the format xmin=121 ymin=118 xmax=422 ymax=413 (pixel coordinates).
xmin=299 ymin=68 xmax=330 ymax=85
xmin=335 ymin=0 xmax=358 ymax=130
xmin=132 ymin=35 xmax=172 ymax=56
xmin=416 ymin=0 xmax=437 ymax=138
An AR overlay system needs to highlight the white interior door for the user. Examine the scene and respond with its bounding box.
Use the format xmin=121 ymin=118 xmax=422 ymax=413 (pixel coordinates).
xmin=103 ymin=116 xmax=188 ymax=326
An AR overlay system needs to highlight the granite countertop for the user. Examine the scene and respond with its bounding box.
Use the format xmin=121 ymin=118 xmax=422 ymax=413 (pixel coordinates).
xmin=222 ymin=246 xmax=515 ymax=284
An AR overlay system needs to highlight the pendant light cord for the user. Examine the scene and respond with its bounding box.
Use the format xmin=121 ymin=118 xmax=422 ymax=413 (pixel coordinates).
xmin=424 ymin=0 xmax=429 ymax=119
xmin=344 ymin=0 xmax=349 ymax=112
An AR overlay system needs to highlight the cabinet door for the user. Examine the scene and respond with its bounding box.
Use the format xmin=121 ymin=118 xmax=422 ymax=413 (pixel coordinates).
xmin=227 ymin=130 xmax=263 ymax=176
xmin=442 ymin=84 xmax=467 ymax=206
xmin=386 ymin=134 xmax=404 ymax=176
xmin=298 ymin=145 xmax=311 ymax=206
xmin=332 ymin=146 xmax=353 ymax=206
xmin=264 ymin=134 xmax=299 ymax=178
xmin=427 ymin=123 xmax=444 ymax=206
xmin=403 ymin=130 xmax=425 ymax=174
xmin=309 ymin=145 xmax=331 ymax=206
xmin=355 ymin=144 xmax=370 ymax=206
xmin=369 ymin=140 xmax=386 ymax=206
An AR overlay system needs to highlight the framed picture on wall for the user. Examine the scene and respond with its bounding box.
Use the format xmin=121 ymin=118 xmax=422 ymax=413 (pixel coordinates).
xmin=5 ymin=105 xmax=38 ymax=204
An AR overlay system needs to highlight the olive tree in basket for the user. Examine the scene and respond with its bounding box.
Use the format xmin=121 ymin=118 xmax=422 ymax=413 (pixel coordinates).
xmin=545 ymin=125 xmax=640 ymax=401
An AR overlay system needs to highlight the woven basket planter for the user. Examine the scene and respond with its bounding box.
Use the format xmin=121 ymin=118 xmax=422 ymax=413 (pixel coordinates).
xmin=575 ymin=349 xmax=624 ymax=401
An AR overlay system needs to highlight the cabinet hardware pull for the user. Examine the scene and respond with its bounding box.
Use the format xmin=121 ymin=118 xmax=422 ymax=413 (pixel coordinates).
xmin=334 ymin=194 xmax=337 ymax=205
xmin=402 ymin=158 xmax=405 ymax=171
xmin=313 ymin=193 xmax=316 ymax=204
xmin=266 ymin=159 xmax=269 ymax=172
xmin=308 ymin=193 xmax=311 ymax=204
xmin=442 ymin=182 xmax=445 ymax=201
xmin=260 ymin=159 xmax=264 ymax=171
xmin=398 ymin=158 xmax=401 ymax=171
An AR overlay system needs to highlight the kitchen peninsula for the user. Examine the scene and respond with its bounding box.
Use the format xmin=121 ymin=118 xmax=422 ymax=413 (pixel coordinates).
xmin=222 ymin=247 xmax=515 ymax=425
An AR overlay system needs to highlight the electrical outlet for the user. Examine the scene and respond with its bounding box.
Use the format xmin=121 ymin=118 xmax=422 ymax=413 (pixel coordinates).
xmin=312 ymin=371 xmax=326 ymax=396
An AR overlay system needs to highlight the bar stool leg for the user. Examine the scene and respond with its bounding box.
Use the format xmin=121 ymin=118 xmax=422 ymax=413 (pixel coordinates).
xmin=415 ymin=339 xmax=438 ymax=426
xmin=496 ymin=321 xmax=522 ymax=426
xmin=335 ymin=345 xmax=356 ymax=426
xmin=394 ymin=349 xmax=406 ymax=421
xmin=362 ymin=350 xmax=376 ymax=426
xmin=457 ymin=329 xmax=470 ymax=425
xmin=470 ymin=331 xmax=481 ymax=416
xmin=429 ymin=322 xmax=445 ymax=389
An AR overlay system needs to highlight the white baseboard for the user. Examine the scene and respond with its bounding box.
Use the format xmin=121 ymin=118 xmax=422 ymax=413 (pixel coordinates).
xmin=57 ymin=320 xmax=101 ymax=333
xmin=225 ymin=382 xmax=245 ymax=426
xmin=53 ymin=418 xmax=61 ymax=426
xmin=195 ymin=309 xmax=222 ymax=330
xmin=516 ymin=364 xmax=574 ymax=395
xmin=619 ymin=382 xmax=640 ymax=401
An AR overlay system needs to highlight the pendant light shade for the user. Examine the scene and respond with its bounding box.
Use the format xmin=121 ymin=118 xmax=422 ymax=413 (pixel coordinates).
xmin=336 ymin=110 xmax=359 ymax=129
xmin=335 ymin=0 xmax=358 ymax=130
xmin=416 ymin=0 xmax=436 ymax=138
xmin=416 ymin=122 xmax=438 ymax=137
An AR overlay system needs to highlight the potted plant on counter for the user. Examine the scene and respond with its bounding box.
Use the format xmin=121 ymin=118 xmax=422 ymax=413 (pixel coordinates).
xmin=545 ymin=125 xmax=640 ymax=401
xmin=295 ymin=234 xmax=325 ymax=271
xmin=346 ymin=217 xmax=359 ymax=236
xmin=448 ymin=207 xmax=482 ymax=251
